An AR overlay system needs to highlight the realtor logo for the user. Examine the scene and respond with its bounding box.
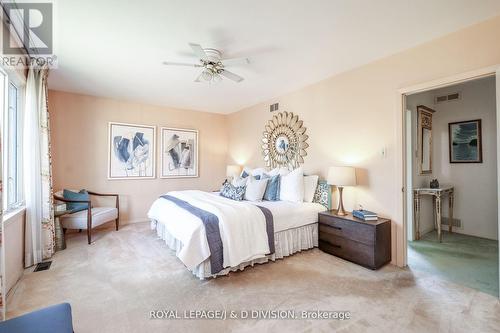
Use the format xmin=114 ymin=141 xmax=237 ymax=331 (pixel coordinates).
xmin=2 ymin=2 xmax=53 ymax=54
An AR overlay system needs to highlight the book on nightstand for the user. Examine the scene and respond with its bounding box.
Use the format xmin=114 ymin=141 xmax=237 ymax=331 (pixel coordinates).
xmin=352 ymin=209 xmax=378 ymax=221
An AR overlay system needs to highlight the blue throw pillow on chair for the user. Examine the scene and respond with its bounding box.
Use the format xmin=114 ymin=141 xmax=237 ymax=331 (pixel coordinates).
xmin=63 ymin=189 xmax=90 ymax=213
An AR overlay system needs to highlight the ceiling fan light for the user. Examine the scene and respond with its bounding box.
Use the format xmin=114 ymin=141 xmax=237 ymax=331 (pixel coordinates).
xmin=213 ymin=74 xmax=222 ymax=83
xmin=201 ymin=70 xmax=212 ymax=81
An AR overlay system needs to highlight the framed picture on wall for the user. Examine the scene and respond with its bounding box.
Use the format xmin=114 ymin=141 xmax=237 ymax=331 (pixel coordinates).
xmin=160 ymin=127 xmax=199 ymax=178
xmin=108 ymin=122 xmax=156 ymax=179
xmin=448 ymin=119 xmax=482 ymax=163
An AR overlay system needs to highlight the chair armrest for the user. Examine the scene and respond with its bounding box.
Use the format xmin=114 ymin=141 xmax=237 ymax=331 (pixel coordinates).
xmin=53 ymin=195 xmax=91 ymax=205
xmin=86 ymin=191 xmax=119 ymax=211
xmin=87 ymin=191 xmax=119 ymax=198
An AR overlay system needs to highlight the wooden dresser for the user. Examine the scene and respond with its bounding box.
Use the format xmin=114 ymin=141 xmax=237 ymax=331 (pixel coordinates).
xmin=318 ymin=210 xmax=391 ymax=270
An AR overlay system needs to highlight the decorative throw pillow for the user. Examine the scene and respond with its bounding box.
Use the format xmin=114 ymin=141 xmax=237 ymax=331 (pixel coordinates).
xmin=279 ymin=167 xmax=304 ymax=202
xmin=244 ymin=176 xmax=269 ymax=201
xmin=220 ymin=182 xmax=246 ymax=201
xmin=313 ymin=180 xmax=331 ymax=209
xmin=262 ymin=174 xmax=280 ymax=201
xmin=231 ymin=176 xmax=248 ymax=187
xmin=303 ymin=175 xmax=319 ymax=203
xmin=241 ymin=167 xmax=267 ymax=179
xmin=63 ymin=189 xmax=90 ymax=213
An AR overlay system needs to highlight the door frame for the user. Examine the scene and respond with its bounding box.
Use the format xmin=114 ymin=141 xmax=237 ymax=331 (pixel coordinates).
xmin=395 ymin=65 xmax=500 ymax=296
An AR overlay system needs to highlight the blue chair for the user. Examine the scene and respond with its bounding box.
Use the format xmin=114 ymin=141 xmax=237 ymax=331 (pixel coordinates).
xmin=0 ymin=303 xmax=73 ymax=333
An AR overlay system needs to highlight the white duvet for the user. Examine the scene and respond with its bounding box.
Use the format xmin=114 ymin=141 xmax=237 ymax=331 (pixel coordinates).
xmin=147 ymin=190 xmax=327 ymax=270
xmin=148 ymin=190 xmax=270 ymax=269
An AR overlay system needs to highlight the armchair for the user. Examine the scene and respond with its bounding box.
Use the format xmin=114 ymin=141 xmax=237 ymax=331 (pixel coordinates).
xmin=53 ymin=190 xmax=120 ymax=244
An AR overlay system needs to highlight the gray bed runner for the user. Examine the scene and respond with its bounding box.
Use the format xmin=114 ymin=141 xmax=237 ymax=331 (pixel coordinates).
xmin=160 ymin=195 xmax=274 ymax=275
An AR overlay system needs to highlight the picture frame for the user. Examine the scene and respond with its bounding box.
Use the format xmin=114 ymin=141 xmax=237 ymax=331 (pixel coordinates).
xmin=160 ymin=127 xmax=199 ymax=178
xmin=108 ymin=122 xmax=156 ymax=179
xmin=448 ymin=119 xmax=482 ymax=163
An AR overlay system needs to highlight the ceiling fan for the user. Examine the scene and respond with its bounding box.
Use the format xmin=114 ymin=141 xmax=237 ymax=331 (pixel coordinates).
xmin=162 ymin=43 xmax=249 ymax=83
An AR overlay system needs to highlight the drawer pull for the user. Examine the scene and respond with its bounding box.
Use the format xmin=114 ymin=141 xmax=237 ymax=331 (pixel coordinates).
xmin=331 ymin=226 xmax=342 ymax=230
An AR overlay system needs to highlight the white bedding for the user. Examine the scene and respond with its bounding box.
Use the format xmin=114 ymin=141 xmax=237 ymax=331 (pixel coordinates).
xmin=147 ymin=190 xmax=327 ymax=271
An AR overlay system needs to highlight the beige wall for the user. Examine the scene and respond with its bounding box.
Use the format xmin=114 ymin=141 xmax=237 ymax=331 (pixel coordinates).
xmin=408 ymin=77 xmax=497 ymax=240
xmin=227 ymin=16 xmax=500 ymax=264
xmin=49 ymin=90 xmax=228 ymax=223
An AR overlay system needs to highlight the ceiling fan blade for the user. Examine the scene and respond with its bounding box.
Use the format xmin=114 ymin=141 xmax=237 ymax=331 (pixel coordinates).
xmin=220 ymin=69 xmax=244 ymax=83
xmin=221 ymin=57 xmax=250 ymax=66
xmin=163 ymin=61 xmax=202 ymax=67
xmin=194 ymin=71 xmax=204 ymax=82
xmin=189 ymin=43 xmax=209 ymax=61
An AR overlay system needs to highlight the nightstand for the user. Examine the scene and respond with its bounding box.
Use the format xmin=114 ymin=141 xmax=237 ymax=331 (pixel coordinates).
xmin=318 ymin=210 xmax=391 ymax=270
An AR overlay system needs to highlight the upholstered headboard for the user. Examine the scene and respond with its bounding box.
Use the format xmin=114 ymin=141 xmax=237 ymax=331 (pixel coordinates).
xmin=312 ymin=180 xmax=331 ymax=209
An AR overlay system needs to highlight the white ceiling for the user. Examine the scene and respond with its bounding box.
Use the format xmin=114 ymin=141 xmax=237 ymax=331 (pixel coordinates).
xmin=49 ymin=0 xmax=500 ymax=114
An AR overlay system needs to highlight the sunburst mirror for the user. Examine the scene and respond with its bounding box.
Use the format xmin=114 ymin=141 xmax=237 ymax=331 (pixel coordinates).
xmin=262 ymin=111 xmax=309 ymax=169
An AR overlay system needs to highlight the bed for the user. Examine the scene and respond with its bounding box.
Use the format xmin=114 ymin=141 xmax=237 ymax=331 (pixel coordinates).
xmin=148 ymin=184 xmax=330 ymax=279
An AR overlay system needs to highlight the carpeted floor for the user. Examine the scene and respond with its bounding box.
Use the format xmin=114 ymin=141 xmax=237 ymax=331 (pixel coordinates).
xmin=7 ymin=223 xmax=500 ymax=333
xmin=408 ymin=231 xmax=499 ymax=297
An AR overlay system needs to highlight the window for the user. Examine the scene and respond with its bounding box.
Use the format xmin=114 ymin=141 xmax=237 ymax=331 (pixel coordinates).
xmin=1 ymin=68 xmax=24 ymax=212
xmin=6 ymin=82 xmax=22 ymax=209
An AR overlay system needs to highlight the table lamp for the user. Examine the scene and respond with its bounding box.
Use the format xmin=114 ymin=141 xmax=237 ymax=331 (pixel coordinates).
xmin=226 ymin=165 xmax=242 ymax=181
xmin=327 ymin=166 xmax=357 ymax=216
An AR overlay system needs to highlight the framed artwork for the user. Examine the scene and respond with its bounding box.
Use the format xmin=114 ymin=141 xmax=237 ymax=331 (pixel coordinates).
xmin=448 ymin=119 xmax=482 ymax=163
xmin=160 ymin=127 xmax=199 ymax=178
xmin=108 ymin=122 xmax=156 ymax=179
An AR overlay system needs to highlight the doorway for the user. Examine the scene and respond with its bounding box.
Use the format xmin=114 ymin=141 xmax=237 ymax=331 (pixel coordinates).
xmin=403 ymin=74 xmax=499 ymax=297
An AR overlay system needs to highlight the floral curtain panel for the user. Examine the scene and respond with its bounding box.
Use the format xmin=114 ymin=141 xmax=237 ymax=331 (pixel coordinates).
xmin=24 ymin=67 xmax=55 ymax=266
xmin=40 ymin=71 xmax=55 ymax=259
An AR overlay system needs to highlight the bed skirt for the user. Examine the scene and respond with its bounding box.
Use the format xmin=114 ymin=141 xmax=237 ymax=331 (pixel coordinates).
xmin=151 ymin=220 xmax=318 ymax=279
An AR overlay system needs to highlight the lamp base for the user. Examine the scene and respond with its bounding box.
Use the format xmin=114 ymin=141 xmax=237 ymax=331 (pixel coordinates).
xmin=336 ymin=186 xmax=348 ymax=216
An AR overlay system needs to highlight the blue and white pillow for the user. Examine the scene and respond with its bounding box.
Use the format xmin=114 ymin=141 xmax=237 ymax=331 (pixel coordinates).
xmin=313 ymin=180 xmax=331 ymax=209
xmin=220 ymin=181 xmax=246 ymax=201
xmin=262 ymin=174 xmax=280 ymax=201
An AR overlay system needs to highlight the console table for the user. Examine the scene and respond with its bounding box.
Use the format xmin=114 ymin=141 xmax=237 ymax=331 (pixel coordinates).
xmin=413 ymin=186 xmax=454 ymax=242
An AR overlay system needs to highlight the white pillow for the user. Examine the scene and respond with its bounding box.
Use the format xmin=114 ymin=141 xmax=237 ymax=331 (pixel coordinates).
xmin=268 ymin=167 xmax=290 ymax=177
xmin=251 ymin=168 xmax=267 ymax=178
xmin=279 ymin=167 xmax=304 ymax=202
xmin=241 ymin=166 xmax=267 ymax=178
xmin=244 ymin=176 xmax=268 ymax=201
xmin=303 ymin=175 xmax=319 ymax=203
xmin=231 ymin=176 xmax=248 ymax=187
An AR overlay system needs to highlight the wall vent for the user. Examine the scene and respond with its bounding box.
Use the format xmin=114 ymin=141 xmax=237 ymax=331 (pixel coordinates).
xmin=440 ymin=217 xmax=462 ymax=229
xmin=270 ymin=103 xmax=279 ymax=112
xmin=434 ymin=92 xmax=461 ymax=104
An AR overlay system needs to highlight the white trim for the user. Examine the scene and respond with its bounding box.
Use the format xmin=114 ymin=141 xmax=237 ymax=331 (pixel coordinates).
xmin=107 ymin=122 xmax=156 ymax=180
xmin=159 ymin=127 xmax=199 ymax=179
xmin=2 ymin=206 xmax=25 ymax=225
xmin=397 ymin=64 xmax=500 ymax=269
xmin=496 ymin=68 xmax=500 ymax=298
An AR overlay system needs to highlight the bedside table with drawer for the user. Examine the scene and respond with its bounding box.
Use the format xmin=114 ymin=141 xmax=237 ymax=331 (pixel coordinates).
xmin=318 ymin=211 xmax=391 ymax=270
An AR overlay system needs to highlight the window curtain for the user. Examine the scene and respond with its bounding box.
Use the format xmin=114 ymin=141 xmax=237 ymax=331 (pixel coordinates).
xmin=24 ymin=67 xmax=54 ymax=267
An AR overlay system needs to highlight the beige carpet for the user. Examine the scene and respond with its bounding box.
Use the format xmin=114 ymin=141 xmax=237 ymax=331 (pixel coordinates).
xmin=7 ymin=222 xmax=500 ymax=333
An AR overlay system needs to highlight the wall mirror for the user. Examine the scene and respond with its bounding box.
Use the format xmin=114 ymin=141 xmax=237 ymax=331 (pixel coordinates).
xmin=417 ymin=105 xmax=435 ymax=175
xmin=262 ymin=111 xmax=309 ymax=169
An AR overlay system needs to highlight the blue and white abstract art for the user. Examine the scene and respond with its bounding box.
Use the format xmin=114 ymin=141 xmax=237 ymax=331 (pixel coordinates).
xmin=108 ymin=122 xmax=156 ymax=179
xmin=161 ymin=127 xmax=198 ymax=178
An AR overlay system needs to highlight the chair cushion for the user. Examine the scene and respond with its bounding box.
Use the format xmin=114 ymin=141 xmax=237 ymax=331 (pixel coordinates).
xmin=60 ymin=207 xmax=118 ymax=230
xmin=63 ymin=189 xmax=89 ymax=213
xmin=0 ymin=303 xmax=73 ymax=333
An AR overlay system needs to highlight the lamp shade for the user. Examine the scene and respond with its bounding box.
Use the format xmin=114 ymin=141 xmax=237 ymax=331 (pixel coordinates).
xmin=327 ymin=166 xmax=356 ymax=186
xmin=226 ymin=165 xmax=242 ymax=178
